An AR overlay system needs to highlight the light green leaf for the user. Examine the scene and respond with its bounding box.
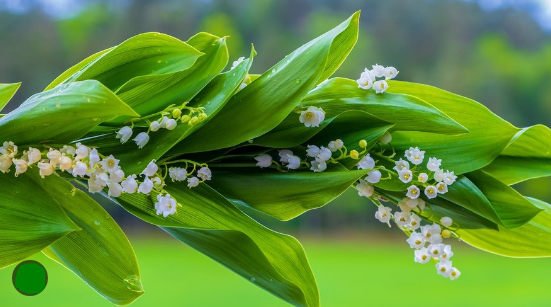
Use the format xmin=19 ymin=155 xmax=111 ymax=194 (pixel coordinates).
xmin=459 ymin=197 xmax=551 ymax=257
xmin=23 ymin=172 xmax=143 ymax=305
xmin=45 ymin=48 xmax=113 ymax=91
xmin=466 ymin=170 xmax=542 ymax=228
xmin=117 ymin=184 xmax=319 ymax=307
xmin=387 ymin=81 xmax=520 ymax=175
xmin=208 ymin=164 xmax=368 ymax=221
xmin=0 ymin=80 xmax=138 ymax=145
xmin=0 ymin=82 xmax=21 ymax=112
xmin=303 ymin=78 xmax=465 ymax=134
xmin=180 ymin=12 xmax=361 ymax=153
xmin=51 ymin=32 xmax=203 ymax=92
xmin=0 ymin=171 xmax=79 ymax=269
xmin=483 ymin=124 xmax=551 ymax=185
xmin=253 ymin=107 xmax=391 ymax=147
xmin=88 ymin=46 xmax=253 ymax=174
xmin=439 ymin=176 xmax=502 ymax=226
xmin=112 ymin=32 xmax=228 ymax=118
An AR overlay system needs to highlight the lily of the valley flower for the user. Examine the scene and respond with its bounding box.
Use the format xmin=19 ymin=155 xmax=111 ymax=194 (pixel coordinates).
xmin=27 ymin=148 xmax=41 ymax=165
xmin=141 ymin=160 xmax=158 ymax=177
xmin=187 ymin=176 xmax=200 ymax=188
xmin=169 ymin=167 xmax=188 ymax=181
xmin=375 ymin=205 xmax=392 ymax=224
xmin=424 ymin=185 xmax=438 ymax=199
xmin=328 ymin=139 xmax=343 ymax=152
xmin=357 ymin=154 xmax=375 ymax=170
xmin=310 ymin=159 xmax=327 ymax=172
xmin=254 ymin=154 xmax=272 ymax=168
xmin=138 ymin=177 xmax=154 ymax=194
xmin=286 ymin=154 xmax=301 ymax=170
xmin=13 ymin=159 xmax=27 ymax=177
xmin=198 ymin=167 xmax=212 ymax=181
xmin=299 ymin=106 xmax=325 ymax=127
xmin=155 ymin=194 xmax=177 ymax=217
xmin=357 ymin=179 xmax=374 ymax=197
xmin=133 ymin=132 xmax=150 ymax=149
xmin=121 ymin=175 xmax=139 ymax=193
xmin=373 ymin=80 xmax=388 ymax=94
xmin=427 ymin=157 xmax=441 ymax=172
xmin=366 ymin=170 xmax=381 ymax=184
xmin=116 ymin=126 xmax=133 ymax=144
xmin=406 ymin=232 xmax=426 ymax=249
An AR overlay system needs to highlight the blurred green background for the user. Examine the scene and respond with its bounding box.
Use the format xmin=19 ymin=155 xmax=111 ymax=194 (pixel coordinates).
xmin=1 ymin=0 xmax=551 ymax=306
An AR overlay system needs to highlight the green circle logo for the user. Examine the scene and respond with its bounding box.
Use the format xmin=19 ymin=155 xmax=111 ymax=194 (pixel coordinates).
xmin=12 ymin=260 xmax=48 ymax=296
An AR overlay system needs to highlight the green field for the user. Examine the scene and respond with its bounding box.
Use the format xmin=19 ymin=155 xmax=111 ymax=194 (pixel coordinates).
xmin=2 ymin=237 xmax=550 ymax=307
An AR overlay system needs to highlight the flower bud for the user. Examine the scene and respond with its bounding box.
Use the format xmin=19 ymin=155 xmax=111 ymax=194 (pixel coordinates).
xmin=359 ymin=139 xmax=367 ymax=148
xmin=441 ymin=229 xmax=452 ymax=239
xmin=350 ymin=150 xmax=359 ymax=159
xmin=172 ymin=108 xmax=182 ymax=119
xmin=181 ymin=115 xmax=191 ymax=123
xmin=188 ymin=116 xmax=200 ymax=127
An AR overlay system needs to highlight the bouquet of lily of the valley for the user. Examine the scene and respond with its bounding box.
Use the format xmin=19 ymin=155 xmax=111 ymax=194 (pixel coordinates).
xmin=1 ymin=11 xmax=551 ymax=307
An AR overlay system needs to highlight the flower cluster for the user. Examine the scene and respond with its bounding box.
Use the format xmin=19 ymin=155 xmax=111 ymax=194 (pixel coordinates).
xmin=356 ymin=64 xmax=398 ymax=94
xmin=375 ymin=204 xmax=461 ymax=279
xmin=0 ymin=141 xmax=212 ymax=218
xmin=115 ymin=103 xmax=208 ymax=149
xmin=168 ymin=163 xmax=211 ymax=188
xmin=255 ymin=137 xmax=378 ymax=172
xmin=395 ymin=147 xmax=457 ymax=200
xmin=299 ymin=106 xmax=325 ymax=128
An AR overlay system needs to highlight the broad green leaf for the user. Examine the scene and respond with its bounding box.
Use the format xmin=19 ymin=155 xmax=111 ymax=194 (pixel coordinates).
xmin=299 ymin=78 xmax=465 ymax=134
xmin=0 ymin=80 xmax=138 ymax=145
xmin=439 ymin=176 xmax=502 ymax=226
xmin=0 ymin=171 xmax=79 ymax=269
xmin=387 ymin=81 xmax=520 ymax=175
xmin=116 ymin=184 xmax=319 ymax=307
xmin=466 ymin=170 xmax=542 ymax=228
xmin=180 ymin=12 xmax=361 ymax=153
xmin=24 ymin=173 xmax=143 ymax=305
xmin=112 ymin=32 xmax=228 ymax=118
xmin=88 ymin=47 xmax=253 ymax=174
xmin=253 ymin=106 xmax=392 ymax=147
xmin=459 ymin=197 xmax=551 ymax=257
xmin=208 ymin=164 xmax=368 ymax=221
xmin=45 ymin=48 xmax=113 ymax=91
xmin=0 ymin=82 xmax=21 ymax=112
xmin=483 ymin=124 xmax=551 ymax=185
xmin=377 ymin=190 xmax=498 ymax=230
xmin=52 ymin=32 xmax=203 ymax=92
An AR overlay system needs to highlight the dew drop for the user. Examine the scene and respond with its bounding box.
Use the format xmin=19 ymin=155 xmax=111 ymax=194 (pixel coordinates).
xmin=250 ymin=278 xmax=256 ymax=283
xmin=94 ymin=220 xmax=101 ymax=226
xmin=295 ymin=79 xmax=302 ymax=84
xmin=123 ymin=275 xmax=144 ymax=292
xmin=136 ymin=161 xmax=143 ymax=166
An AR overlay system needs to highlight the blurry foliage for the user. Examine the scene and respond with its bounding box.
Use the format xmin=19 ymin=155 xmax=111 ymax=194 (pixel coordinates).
xmin=1 ymin=0 xmax=550 ymax=231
